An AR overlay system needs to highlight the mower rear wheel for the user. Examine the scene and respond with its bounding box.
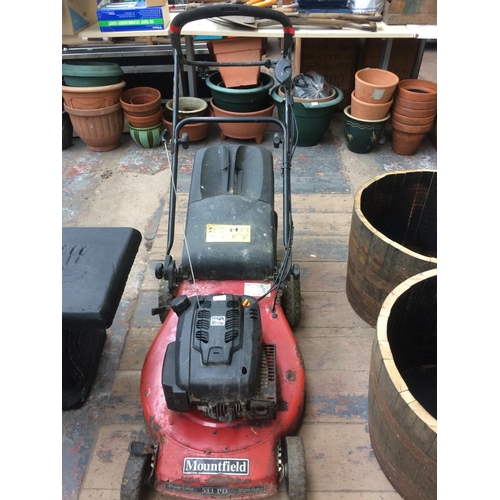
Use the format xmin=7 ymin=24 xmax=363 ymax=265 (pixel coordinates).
xmin=158 ymin=278 xmax=173 ymax=324
xmin=283 ymin=436 xmax=307 ymax=500
xmin=281 ymin=267 xmax=301 ymax=329
xmin=121 ymin=434 xmax=154 ymax=500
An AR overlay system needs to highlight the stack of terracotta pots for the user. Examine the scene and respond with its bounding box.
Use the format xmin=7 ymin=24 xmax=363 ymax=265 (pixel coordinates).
xmin=345 ymin=68 xmax=399 ymax=153
xmin=391 ymin=79 xmax=437 ymax=155
xmin=351 ymin=68 xmax=399 ymax=120
xmin=62 ymin=62 xmax=126 ymax=152
xmin=119 ymin=86 xmax=166 ymax=148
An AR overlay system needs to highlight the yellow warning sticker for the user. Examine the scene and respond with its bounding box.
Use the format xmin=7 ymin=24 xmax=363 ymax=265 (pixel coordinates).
xmin=206 ymin=224 xmax=251 ymax=243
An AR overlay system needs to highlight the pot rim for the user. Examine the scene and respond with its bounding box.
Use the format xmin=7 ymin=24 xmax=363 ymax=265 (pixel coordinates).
xmin=165 ymin=97 xmax=208 ymax=114
xmin=272 ymin=85 xmax=343 ymax=109
xmin=62 ymin=81 xmax=126 ymax=93
xmin=62 ymin=62 xmax=124 ymax=77
xmin=344 ymin=105 xmax=391 ymax=123
xmin=63 ymin=102 xmax=122 ymax=115
xmin=128 ymin=122 xmax=165 ymax=131
xmin=355 ymin=68 xmax=399 ymax=87
xmin=206 ymin=72 xmax=274 ymax=95
xmin=210 ymin=98 xmax=275 ymax=116
xmin=351 ymin=91 xmax=394 ymax=108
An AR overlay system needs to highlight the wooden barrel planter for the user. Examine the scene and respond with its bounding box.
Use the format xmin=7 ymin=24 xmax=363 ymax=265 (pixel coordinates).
xmin=346 ymin=170 xmax=437 ymax=327
xmin=369 ymin=269 xmax=437 ymax=500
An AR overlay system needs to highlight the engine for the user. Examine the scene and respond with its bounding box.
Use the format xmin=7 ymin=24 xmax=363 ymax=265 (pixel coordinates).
xmin=162 ymin=293 xmax=277 ymax=422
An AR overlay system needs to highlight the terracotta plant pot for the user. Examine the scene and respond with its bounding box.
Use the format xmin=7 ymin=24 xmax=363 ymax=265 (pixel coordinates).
xmin=344 ymin=105 xmax=390 ymax=154
xmin=120 ymin=87 xmax=162 ymax=114
xmin=210 ymin=98 xmax=274 ymax=145
xmin=129 ymin=122 xmax=164 ymax=149
xmin=391 ymin=128 xmax=428 ymax=156
xmin=397 ymin=79 xmax=437 ymax=102
xmin=210 ymin=37 xmax=263 ymax=88
xmin=351 ymin=91 xmax=393 ymax=120
xmin=165 ymin=97 xmax=208 ymax=120
xmin=391 ymin=109 xmax=436 ymax=127
xmin=62 ymin=81 xmax=126 ymax=110
xmin=392 ymin=103 xmax=437 ymax=118
xmin=394 ymin=94 xmax=437 ymax=110
xmin=354 ymin=68 xmax=399 ymax=104
xmin=124 ymin=107 xmax=163 ymax=128
xmin=161 ymin=108 xmax=212 ymax=142
xmin=64 ymin=102 xmax=123 ymax=152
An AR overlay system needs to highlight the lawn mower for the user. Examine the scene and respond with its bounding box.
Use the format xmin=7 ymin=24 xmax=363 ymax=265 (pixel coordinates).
xmin=121 ymin=5 xmax=306 ymax=499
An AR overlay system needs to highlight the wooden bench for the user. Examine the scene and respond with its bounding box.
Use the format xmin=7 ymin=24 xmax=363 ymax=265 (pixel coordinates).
xmin=62 ymin=227 xmax=142 ymax=410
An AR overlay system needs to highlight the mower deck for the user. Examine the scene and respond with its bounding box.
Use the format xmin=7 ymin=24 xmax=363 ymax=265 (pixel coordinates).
xmin=141 ymin=280 xmax=305 ymax=498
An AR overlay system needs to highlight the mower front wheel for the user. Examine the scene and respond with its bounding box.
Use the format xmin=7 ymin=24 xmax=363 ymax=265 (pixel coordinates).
xmin=121 ymin=435 xmax=154 ymax=500
xmin=283 ymin=436 xmax=307 ymax=500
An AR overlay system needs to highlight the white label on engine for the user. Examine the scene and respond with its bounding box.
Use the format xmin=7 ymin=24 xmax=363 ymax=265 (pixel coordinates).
xmin=210 ymin=316 xmax=226 ymax=326
xmin=206 ymin=224 xmax=251 ymax=243
xmin=213 ymin=295 xmax=226 ymax=301
xmin=244 ymin=283 xmax=271 ymax=297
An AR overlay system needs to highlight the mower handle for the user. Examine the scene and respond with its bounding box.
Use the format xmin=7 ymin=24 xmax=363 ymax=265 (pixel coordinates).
xmin=169 ymin=4 xmax=295 ymax=59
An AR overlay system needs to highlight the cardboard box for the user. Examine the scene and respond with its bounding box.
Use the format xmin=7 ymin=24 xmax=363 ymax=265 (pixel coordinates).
xmin=97 ymin=2 xmax=170 ymax=32
xmin=62 ymin=0 xmax=98 ymax=36
xmin=382 ymin=0 xmax=437 ymax=25
xmin=146 ymin=0 xmax=166 ymax=6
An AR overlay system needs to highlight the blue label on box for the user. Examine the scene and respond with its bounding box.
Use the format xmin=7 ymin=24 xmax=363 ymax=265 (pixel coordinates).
xmin=97 ymin=2 xmax=163 ymax=21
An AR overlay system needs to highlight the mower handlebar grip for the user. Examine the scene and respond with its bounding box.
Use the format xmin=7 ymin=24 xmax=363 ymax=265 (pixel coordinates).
xmin=169 ymin=4 xmax=295 ymax=59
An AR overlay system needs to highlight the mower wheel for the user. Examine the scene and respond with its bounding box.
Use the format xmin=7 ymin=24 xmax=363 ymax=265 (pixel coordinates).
xmin=283 ymin=436 xmax=307 ymax=500
xmin=120 ymin=439 xmax=153 ymax=500
xmin=282 ymin=266 xmax=301 ymax=329
xmin=158 ymin=278 xmax=173 ymax=324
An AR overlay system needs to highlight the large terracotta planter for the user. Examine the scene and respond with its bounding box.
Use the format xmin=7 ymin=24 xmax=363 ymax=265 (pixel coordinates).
xmin=64 ymin=102 xmax=124 ymax=152
xmin=211 ymin=98 xmax=274 ymax=144
xmin=397 ymin=79 xmax=437 ymax=102
xmin=350 ymin=91 xmax=393 ymax=120
xmin=62 ymin=81 xmax=126 ymax=110
xmin=354 ymin=68 xmax=399 ymax=104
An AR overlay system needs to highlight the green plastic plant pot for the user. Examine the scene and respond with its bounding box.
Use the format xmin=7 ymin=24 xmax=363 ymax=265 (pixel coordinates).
xmin=128 ymin=122 xmax=164 ymax=149
xmin=343 ymin=105 xmax=390 ymax=154
xmin=62 ymin=62 xmax=124 ymax=87
xmin=205 ymin=72 xmax=274 ymax=113
xmin=271 ymin=85 xmax=343 ymax=147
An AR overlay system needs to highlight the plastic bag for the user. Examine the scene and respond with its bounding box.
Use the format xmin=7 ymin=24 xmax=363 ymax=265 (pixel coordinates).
xmin=292 ymin=72 xmax=331 ymax=100
xmin=348 ymin=0 xmax=383 ymax=15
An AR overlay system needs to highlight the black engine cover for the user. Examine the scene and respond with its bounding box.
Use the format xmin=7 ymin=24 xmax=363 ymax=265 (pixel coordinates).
xmin=162 ymin=294 xmax=262 ymax=409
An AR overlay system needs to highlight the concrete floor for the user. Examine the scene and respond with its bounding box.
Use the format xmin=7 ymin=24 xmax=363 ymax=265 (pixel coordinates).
xmin=62 ymin=44 xmax=437 ymax=500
